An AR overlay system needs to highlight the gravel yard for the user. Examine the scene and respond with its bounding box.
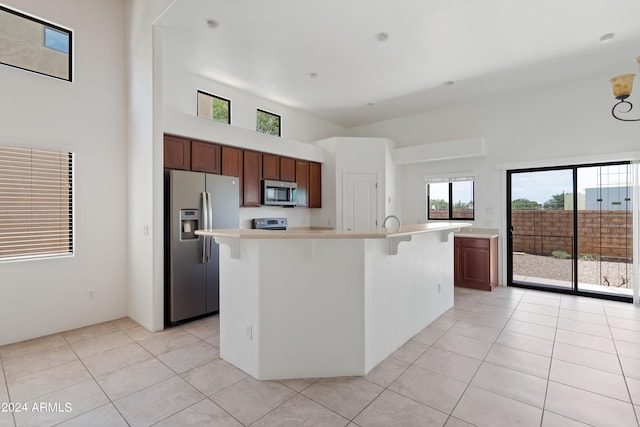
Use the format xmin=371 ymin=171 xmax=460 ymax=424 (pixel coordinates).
xmin=513 ymin=252 xmax=633 ymax=289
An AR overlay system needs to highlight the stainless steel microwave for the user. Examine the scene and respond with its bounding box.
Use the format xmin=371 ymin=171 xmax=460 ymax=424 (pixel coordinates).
xmin=262 ymin=179 xmax=297 ymax=206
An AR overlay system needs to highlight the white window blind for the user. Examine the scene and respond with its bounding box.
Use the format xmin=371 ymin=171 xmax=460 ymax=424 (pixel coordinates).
xmin=0 ymin=145 xmax=74 ymax=261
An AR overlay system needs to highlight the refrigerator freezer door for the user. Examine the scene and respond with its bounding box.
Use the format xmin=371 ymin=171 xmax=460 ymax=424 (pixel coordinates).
xmin=168 ymin=170 xmax=207 ymax=323
xmin=206 ymin=174 xmax=240 ymax=228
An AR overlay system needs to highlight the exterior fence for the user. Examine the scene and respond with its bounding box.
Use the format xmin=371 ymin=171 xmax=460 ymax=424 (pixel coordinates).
xmin=511 ymin=210 xmax=633 ymax=262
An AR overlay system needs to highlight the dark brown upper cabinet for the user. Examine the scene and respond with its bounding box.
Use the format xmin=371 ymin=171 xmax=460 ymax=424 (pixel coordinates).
xmin=221 ymin=146 xmax=244 ymax=206
xmin=163 ymin=135 xmax=190 ymax=170
xmin=221 ymin=146 xmax=242 ymax=177
xmin=280 ymin=157 xmax=296 ymax=182
xmin=309 ymin=161 xmax=322 ymax=208
xmin=243 ymin=150 xmax=262 ymax=207
xmin=190 ymin=140 xmax=221 ymax=174
xmin=295 ymin=160 xmax=309 ymax=207
xmin=262 ymin=153 xmax=280 ymax=180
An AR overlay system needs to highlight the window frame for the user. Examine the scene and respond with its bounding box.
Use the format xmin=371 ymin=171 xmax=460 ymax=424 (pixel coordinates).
xmin=256 ymin=108 xmax=282 ymax=137
xmin=0 ymin=4 xmax=73 ymax=81
xmin=196 ymin=90 xmax=231 ymax=124
xmin=427 ymin=179 xmax=475 ymax=221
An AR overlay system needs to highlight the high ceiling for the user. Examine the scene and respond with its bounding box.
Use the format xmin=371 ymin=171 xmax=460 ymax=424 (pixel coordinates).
xmin=156 ymin=0 xmax=640 ymax=128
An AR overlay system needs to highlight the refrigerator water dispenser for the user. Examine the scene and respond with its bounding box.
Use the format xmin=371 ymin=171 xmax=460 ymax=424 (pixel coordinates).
xmin=179 ymin=209 xmax=199 ymax=240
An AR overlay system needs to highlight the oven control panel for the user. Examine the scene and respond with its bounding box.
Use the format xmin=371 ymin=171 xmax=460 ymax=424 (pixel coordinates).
xmin=253 ymin=217 xmax=288 ymax=230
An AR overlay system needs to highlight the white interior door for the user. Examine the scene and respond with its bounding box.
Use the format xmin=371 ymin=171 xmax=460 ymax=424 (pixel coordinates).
xmin=343 ymin=173 xmax=378 ymax=231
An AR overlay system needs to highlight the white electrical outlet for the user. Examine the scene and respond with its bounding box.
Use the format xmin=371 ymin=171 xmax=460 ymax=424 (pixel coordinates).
xmin=87 ymin=290 xmax=96 ymax=300
xmin=246 ymin=325 xmax=253 ymax=341
xmin=437 ymin=283 xmax=441 ymax=293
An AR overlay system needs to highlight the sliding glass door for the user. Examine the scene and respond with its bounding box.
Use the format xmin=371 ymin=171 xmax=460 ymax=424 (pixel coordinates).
xmin=507 ymin=162 xmax=633 ymax=301
xmin=508 ymin=168 xmax=575 ymax=290
xmin=576 ymin=164 xmax=633 ymax=298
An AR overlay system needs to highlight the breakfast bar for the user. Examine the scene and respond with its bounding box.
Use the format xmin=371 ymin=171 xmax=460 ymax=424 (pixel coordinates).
xmin=196 ymin=222 xmax=469 ymax=380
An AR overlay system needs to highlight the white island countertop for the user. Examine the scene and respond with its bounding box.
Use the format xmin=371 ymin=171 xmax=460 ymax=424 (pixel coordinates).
xmin=208 ymin=220 xmax=468 ymax=380
xmin=195 ymin=221 xmax=471 ymax=239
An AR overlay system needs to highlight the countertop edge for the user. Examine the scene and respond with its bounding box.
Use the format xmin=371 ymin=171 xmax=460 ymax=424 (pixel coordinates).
xmin=454 ymin=233 xmax=500 ymax=239
xmin=195 ymin=222 xmax=471 ymax=240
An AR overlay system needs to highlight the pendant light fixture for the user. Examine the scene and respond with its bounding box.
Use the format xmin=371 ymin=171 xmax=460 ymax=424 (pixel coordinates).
xmin=609 ymin=56 xmax=640 ymax=121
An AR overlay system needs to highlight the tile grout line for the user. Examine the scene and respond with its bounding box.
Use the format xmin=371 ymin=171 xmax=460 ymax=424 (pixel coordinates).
xmin=604 ymin=303 xmax=640 ymax=427
xmin=537 ymin=294 xmax=561 ymax=427
xmin=0 ymin=322 xmax=132 ymax=426
xmin=5 ymin=296 xmax=640 ymax=427
xmin=0 ymin=351 xmax=18 ymax=427
xmin=432 ymin=298 xmax=484 ymax=427
xmin=444 ymin=290 xmax=527 ymax=425
xmin=66 ymin=319 xmax=231 ymax=426
xmin=126 ymin=321 xmax=246 ymax=426
xmin=59 ymin=320 xmax=136 ymax=427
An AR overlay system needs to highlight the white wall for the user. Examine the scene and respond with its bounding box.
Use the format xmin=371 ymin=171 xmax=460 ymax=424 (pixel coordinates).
xmin=351 ymin=72 xmax=640 ymax=284
xmin=315 ymin=137 xmax=396 ymax=230
xmin=126 ymin=0 xmax=174 ymax=334
xmin=160 ymin=33 xmax=350 ymax=230
xmin=0 ymin=0 xmax=128 ymax=345
xmin=161 ymin=44 xmax=349 ymax=145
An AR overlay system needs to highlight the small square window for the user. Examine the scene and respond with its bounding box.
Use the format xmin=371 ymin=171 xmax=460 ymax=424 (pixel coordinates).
xmin=427 ymin=179 xmax=474 ymax=220
xmin=256 ymin=109 xmax=281 ymax=137
xmin=197 ymin=90 xmax=230 ymax=124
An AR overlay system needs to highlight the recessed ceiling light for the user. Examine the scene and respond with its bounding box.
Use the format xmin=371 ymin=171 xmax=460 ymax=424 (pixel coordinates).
xmin=206 ymin=19 xmax=219 ymax=29
xmin=373 ymin=32 xmax=389 ymax=42
xmin=367 ymin=102 xmax=375 ymax=106
xmin=444 ymin=81 xmax=455 ymax=86
xmin=600 ymin=33 xmax=615 ymax=43
xmin=308 ymin=72 xmax=318 ymax=79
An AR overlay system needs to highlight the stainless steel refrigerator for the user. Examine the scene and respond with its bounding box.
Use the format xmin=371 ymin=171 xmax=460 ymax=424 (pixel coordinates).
xmin=165 ymin=169 xmax=239 ymax=324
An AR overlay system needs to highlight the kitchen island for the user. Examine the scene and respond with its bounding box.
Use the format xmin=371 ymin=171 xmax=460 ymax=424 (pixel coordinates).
xmin=196 ymin=222 xmax=469 ymax=380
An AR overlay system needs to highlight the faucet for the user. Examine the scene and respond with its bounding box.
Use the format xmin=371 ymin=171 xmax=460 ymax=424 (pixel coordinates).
xmin=383 ymin=215 xmax=401 ymax=232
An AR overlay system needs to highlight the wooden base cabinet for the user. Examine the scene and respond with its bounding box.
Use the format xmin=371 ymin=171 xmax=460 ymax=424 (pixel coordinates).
xmin=454 ymin=236 xmax=498 ymax=291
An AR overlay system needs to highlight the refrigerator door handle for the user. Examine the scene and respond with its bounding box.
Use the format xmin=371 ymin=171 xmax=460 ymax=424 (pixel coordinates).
xmin=201 ymin=192 xmax=207 ymax=263
xmin=207 ymin=192 xmax=214 ymax=263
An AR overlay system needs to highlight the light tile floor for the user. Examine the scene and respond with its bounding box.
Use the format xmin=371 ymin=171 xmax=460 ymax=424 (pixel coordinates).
xmin=1 ymin=287 xmax=640 ymax=426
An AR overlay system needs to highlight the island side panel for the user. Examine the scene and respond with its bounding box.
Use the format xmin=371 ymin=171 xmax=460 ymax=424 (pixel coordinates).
xmin=258 ymin=239 xmax=366 ymax=380
xmin=364 ymin=231 xmax=455 ymax=371
xmin=219 ymin=239 xmax=261 ymax=378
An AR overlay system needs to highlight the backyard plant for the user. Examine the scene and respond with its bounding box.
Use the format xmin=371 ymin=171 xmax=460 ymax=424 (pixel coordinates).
xmin=552 ymin=250 xmax=572 ymax=259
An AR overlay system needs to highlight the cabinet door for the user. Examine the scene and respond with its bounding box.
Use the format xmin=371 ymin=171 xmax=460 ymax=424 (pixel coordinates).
xmin=295 ymin=160 xmax=309 ymax=207
xmin=163 ymin=135 xmax=190 ymax=170
xmin=309 ymin=161 xmax=322 ymax=208
xmin=454 ymin=237 xmax=494 ymax=290
xmin=243 ymin=150 xmax=262 ymax=207
xmin=191 ymin=140 xmax=221 ymax=174
xmin=280 ymin=157 xmax=296 ymax=182
xmin=461 ymin=245 xmax=490 ymax=284
xmin=221 ymin=146 xmax=243 ymax=206
xmin=262 ymin=153 xmax=280 ymax=180
xmin=221 ymin=146 xmax=242 ymax=177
